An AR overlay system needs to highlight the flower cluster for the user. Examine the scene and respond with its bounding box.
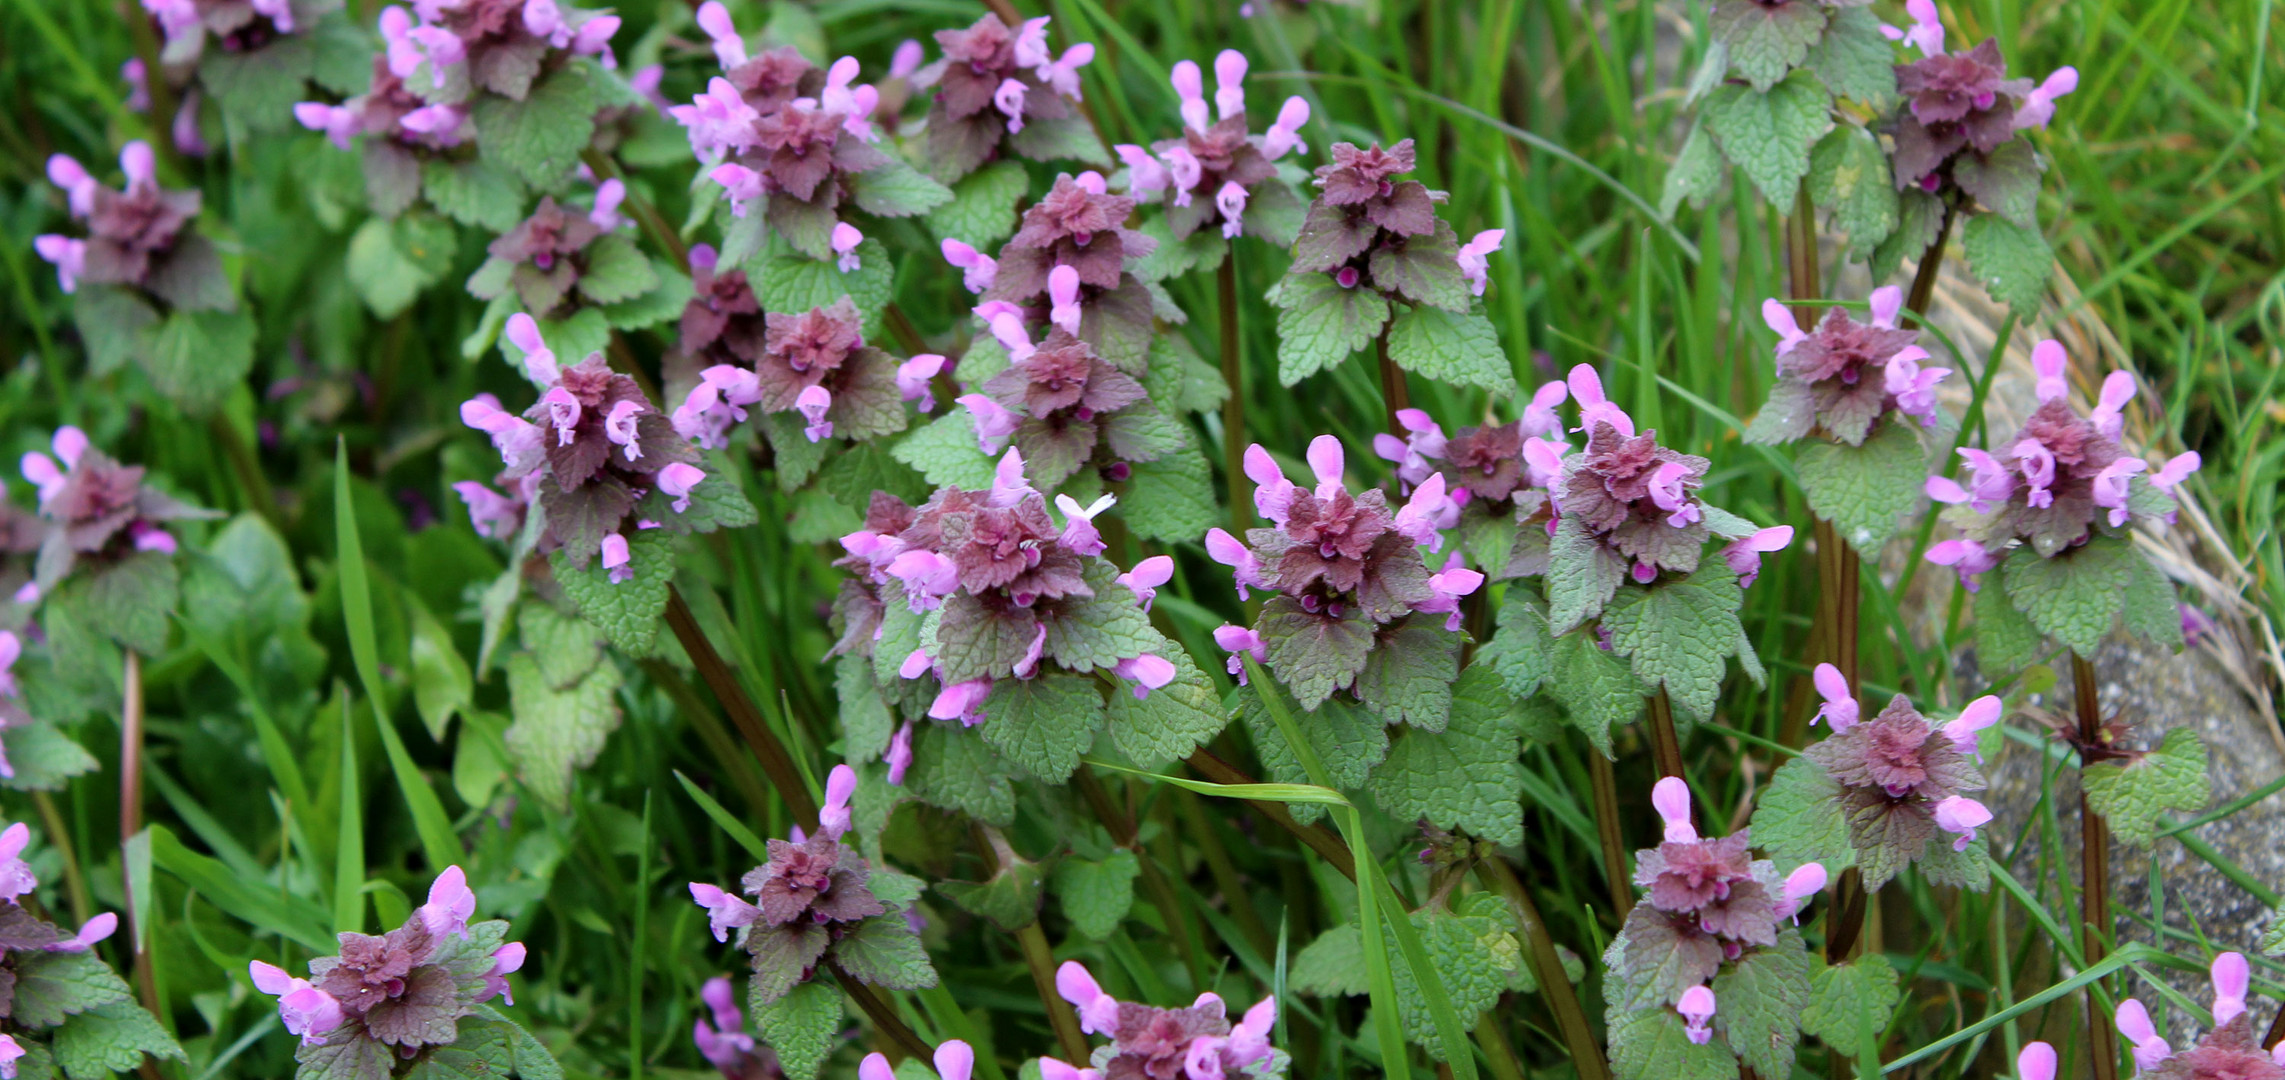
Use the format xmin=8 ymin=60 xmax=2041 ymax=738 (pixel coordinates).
xmin=1052 ymin=962 xmax=1286 ymax=1080
xmin=672 ymin=295 xmax=929 ymax=451
xmin=1801 ymin=672 xmax=1997 ymax=888
xmin=35 ymin=143 xmax=212 ymax=304
xmin=2115 ymin=954 xmax=2285 ymax=1079
xmin=1885 ymin=4 xmax=2077 ymax=197
xmin=1609 ymin=779 xmax=1827 ymax=1045
xmin=468 ymin=193 xmax=628 ymax=315
xmin=1372 ymin=383 xmax=1570 ymax=577
xmin=248 ymin=867 xmax=526 ymax=1056
xmin=958 ymin=311 xmax=1162 ymax=488
xmin=142 ymin=0 xmax=299 ymax=66
xmin=1204 ymin=435 xmax=1476 ymax=708
xmin=1548 ymin=367 xmax=1719 ymax=585
xmin=19 ymin=426 xmax=207 ymax=600
xmin=1750 ymin=286 xmax=1950 ymax=445
xmin=459 ymin=315 xmax=707 ymax=579
xmin=1116 ymin=50 xmax=1309 ymax=241
xmin=912 ymin=13 xmax=1095 ymax=181
xmin=832 ymin=453 xmax=1179 ymax=733
xmin=1923 ymin=340 xmax=2200 ymax=585
xmin=296 ymin=36 xmax=472 ymax=152
xmin=691 ymin=975 xmax=780 ymax=1080
xmin=965 ymin=172 xmax=1159 ymax=370
xmin=687 ymin=767 xmax=932 ymax=1002
xmin=0 ymin=820 xmax=134 ymax=1076
xmin=673 ymin=6 xmax=900 ymax=253
xmin=1286 ymin=139 xmax=1502 ymax=301
xmin=389 ymin=0 xmax=619 ymax=103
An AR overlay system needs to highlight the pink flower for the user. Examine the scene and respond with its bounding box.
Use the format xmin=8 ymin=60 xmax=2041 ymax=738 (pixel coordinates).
xmin=1039 ymin=1061 xmax=1103 ymax=1080
xmin=1244 ymin=444 xmax=1299 ymax=523
xmin=1055 ymin=961 xmax=1122 ymax=1035
xmin=590 ymin=179 xmax=627 ymax=231
xmin=539 ymin=387 xmax=582 ymax=447
xmin=1171 ymin=59 xmax=1209 ymax=132
xmin=988 ymin=449 xmax=1037 ymax=508
xmin=1161 ymin=147 xmax=1203 ymax=204
xmin=886 ymin=722 xmax=915 ymax=785
xmin=1812 ymin=663 xmax=1859 ymax=730
xmin=1566 ymin=364 xmax=1634 ymax=436
xmin=1522 ymin=436 xmax=1569 ymax=490
xmin=1205 ymin=528 xmax=1267 ymax=599
xmin=2149 ymin=452 xmax=2200 ymax=490
xmin=2088 ymin=370 xmax=2137 ymax=441
xmin=250 ymin=961 xmax=346 ymax=1046
xmin=46 ymin=155 xmax=97 ymax=218
xmin=660 ymin=462 xmax=707 ymax=514
xmin=1926 ymin=448 xmax=2016 ymax=512
xmin=929 ymin=677 xmax=993 ymax=724
xmin=482 ymin=942 xmax=526 ymax=1005
xmin=1117 ymin=555 xmax=1174 ymax=611
xmin=898 ymin=353 xmax=947 ymax=411
xmin=1651 ymin=776 xmax=1697 ymax=842
xmin=942 ymin=239 xmax=998 ymax=294
xmin=1040 ymin=43 xmax=1094 ymax=99
xmin=2031 ymin=339 xmax=2070 ymax=403
xmin=2014 ymin=67 xmax=2078 ymax=130
xmin=1260 ymin=97 xmax=1311 ymax=160
xmin=1113 ymin=654 xmax=1177 ymax=699
xmin=1391 ymin=473 xmax=1453 ymax=549
xmin=399 ymin=104 xmax=469 ymax=146
xmin=934 ymin=1040 xmax=976 ymax=1080
xmin=1867 ymin=285 xmax=1905 ymax=329
xmin=1879 ymin=0 xmax=1946 ymax=56
xmin=695 ymin=2 xmax=745 ymax=67
xmin=796 ymin=384 xmax=835 ymax=443
xmin=672 ymin=77 xmax=762 ymax=159
xmin=1721 ymin=526 xmax=1793 ymax=587
xmin=129 ymin=521 xmax=176 ymax=555
xmin=1924 ymin=537 xmax=1999 ymax=591
xmin=1011 ymin=16 xmax=1053 ymax=69
xmin=1373 ymin=407 xmax=1448 ymax=491
xmin=1456 ymin=229 xmax=1504 ymax=296
xmin=1762 ymin=299 xmax=1808 ymax=356
xmin=1413 ymin=556 xmax=1485 ymax=631
xmin=1115 ymin=145 xmax=1170 ymax=195
xmin=2212 ymin=953 xmax=2250 ymax=1027
xmin=1885 ymin=347 xmax=1950 ymax=425
xmin=1943 ymin=695 xmax=2003 ymax=760
xmin=0 ymin=1035 xmax=20 ymax=1080
xmin=1047 ymin=264 xmax=1084 ymax=334
xmin=1054 ymin=493 xmax=1115 ymax=556
xmin=505 ymin=313 xmax=560 ymax=383
xmin=830 ymin=223 xmax=865 ymax=273
xmin=817 ymin=764 xmax=857 ymax=840
xmin=1646 ymin=461 xmax=1700 ymax=528
xmin=1213 ymin=626 xmax=1267 ymax=685
xmin=1677 ymin=985 xmax=1716 ymax=1045
xmin=33 ymin=236 xmax=84 ymax=294
xmin=2018 ymin=1042 xmax=2058 ymax=1080
xmin=710 ymin=164 xmax=764 ymax=218
xmin=889 ymin=39 xmax=925 ymax=80
xmin=600 ymin=400 xmax=643 ymax=461
xmin=887 ymin=550 xmax=960 ymax=608
xmin=0 ymin=632 xmax=19 ymax=701
xmin=1774 ymin=863 xmax=1827 ymax=924
xmin=0 ymin=823 xmax=34 ymax=903
xmin=2090 ymin=457 xmax=2146 ymax=527
xmin=601 ymin=532 xmax=633 ymax=583
xmin=694 ymin=975 xmax=756 ymax=1073
xmin=47 ymin=912 xmax=119 ymax=953
xmin=1931 ymin=796 xmax=1992 ymax=851
xmin=688 ymin=882 xmax=761 ymax=941
xmin=418 ymin=865 xmax=477 ymax=939
xmin=994 ymin=78 xmax=1029 ymax=132
xmin=2012 ymin=438 xmax=2057 ymax=508
xmin=1304 ymin=434 xmax=1346 ymax=498
xmin=407 ymin=25 xmax=466 ymax=85
xmin=1215 ymin=180 xmax=1249 ymax=239
xmin=978 ymin=301 xmax=1036 ymax=361
xmin=294 ymin=102 xmax=361 ymax=150
xmin=2114 ymin=1000 xmax=2171 ymax=1072
xmin=1213 ymin=50 xmax=1248 ymax=120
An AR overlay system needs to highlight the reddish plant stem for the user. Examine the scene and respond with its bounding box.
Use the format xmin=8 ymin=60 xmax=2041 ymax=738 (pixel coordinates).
xmin=1375 ymin=329 xmax=1409 ymax=440
xmin=1477 ymin=859 xmax=1611 ymax=1080
xmin=662 ymin=587 xmax=820 ymax=830
xmin=825 ymin=957 xmax=935 ymax=1062
xmin=1074 ymin=770 xmax=1204 ymax=983
xmin=975 ymin=825 xmax=1091 ymax=1065
xmin=1587 ymin=749 xmax=1631 ymax=915
xmin=2074 ymin=652 xmax=2119 ymax=1080
xmin=1646 ymin=690 xmax=1684 ymax=780
xmin=121 ymin=649 xmax=164 ymax=1036
xmin=1904 ymin=205 xmax=1958 ymax=319
xmin=1218 ymin=246 xmax=1251 ymax=538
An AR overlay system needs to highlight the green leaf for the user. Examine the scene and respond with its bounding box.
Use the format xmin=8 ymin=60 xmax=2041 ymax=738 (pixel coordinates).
xmin=836 ymin=653 xmax=894 ymax=765
xmin=143 ymin=308 xmax=257 ymax=414
xmin=1601 ymin=562 xmax=1746 ymax=720
xmin=1712 ymin=0 xmax=1829 ymax=92
xmin=1383 ymin=305 xmax=1518 ymax=395
xmin=1546 ymin=626 xmax=1647 ymax=756
xmin=1364 ymin=665 xmax=1524 ymax=847
xmin=2002 ymin=537 xmax=2136 ymax=656
xmin=1973 ymin=568 xmax=2046 ymax=676
xmin=1607 ymin=1001 xmax=1740 ymax=1080
xmin=1257 ymin=597 xmax=1375 ymax=710
xmin=755 ymin=240 xmax=895 ymax=341
xmin=504 ymin=644 xmax=625 ymax=813
xmin=979 ymin=672 xmax=1106 ymax=782
xmin=1702 ymin=75 xmax=1832 ymax=204
xmin=891 ymin=411 xmax=999 ymax=490
xmin=574 ymin=234 xmax=661 ymax=305
xmin=8 ymin=950 xmax=133 ymax=1029
xmin=937 ymin=859 xmax=1045 ymax=932
xmin=472 ymin=63 xmax=600 ymax=186
xmin=1369 ymin=224 xmax=1471 ymax=312
xmin=851 ymin=160 xmax=956 ymax=218
xmin=1953 ymin=140 xmax=2044 ymax=230
xmin=1241 ymin=683 xmax=1387 ymax=822
xmin=55 ymin=551 xmax=178 ymax=656
xmin=1271 ymin=272 xmax=1390 ymax=386
xmin=641 ymin=451 xmax=759 ymax=534
xmin=1546 ymin=512 xmax=1628 ymax=635
xmin=1354 ymin=621 xmax=1460 ymax=730
xmin=926 ymin=160 xmax=1029 ymax=249
xmin=2085 ymin=727 xmax=2211 ymax=846
xmin=0 ymin=724 xmax=100 ymax=792
xmin=1797 ymin=416 xmax=1929 ymax=552
xmin=408 ymin=597 xmax=473 ymax=742
xmin=1805 ymin=7 xmax=1900 ymax=107
xmin=2119 ymin=551 xmax=2186 ymax=650
xmin=1103 ymin=646 xmax=1227 ymax=768
xmin=1052 ymin=850 xmax=1140 ymax=940
xmin=1390 ymin=905 xmax=1520 ymax=1059
xmin=146 ymin=825 xmax=334 ymax=952
xmin=907 ymin=723 xmax=1016 ymax=825
xmin=753 ymin=981 xmax=842 ymax=1080
xmin=832 ymin=917 xmax=940 ymax=990
xmin=198 ymin=33 xmax=313 ymax=130
xmin=1960 ymin=213 xmax=2052 ymax=320
xmin=1809 ymin=124 xmax=1900 ymax=259
xmin=1871 ymin=188 xmax=1946 ymax=283
xmin=346 ymin=214 xmax=457 ymax=318
xmin=1750 ymin=755 xmax=1854 ymax=874
xmin=51 ymin=1000 xmax=184 ymax=1080
xmin=72 ymin=287 xmax=158 ymax=377
xmin=423 ymin=158 xmax=528 ymax=231
xmin=550 ymin=527 xmax=675 ymax=654
xmin=1801 ymin=955 xmax=1900 ymax=1057
xmin=1008 ymin=113 xmax=1109 ymax=166
xmin=600 ymin=259 xmax=694 ymax=329
xmin=1661 ymin=122 xmax=1725 ymax=216
xmin=1293 ymin=923 xmax=1371 ymax=996
xmin=1711 ymin=930 xmax=1815 ymax=1079
xmin=1477 ymin=588 xmax=1553 ymax=700
xmin=1120 ymin=445 xmax=1218 ymax=544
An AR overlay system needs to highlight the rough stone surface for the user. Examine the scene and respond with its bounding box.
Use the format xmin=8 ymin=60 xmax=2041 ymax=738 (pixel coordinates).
xmin=1977 ymin=633 xmax=2285 ymax=1034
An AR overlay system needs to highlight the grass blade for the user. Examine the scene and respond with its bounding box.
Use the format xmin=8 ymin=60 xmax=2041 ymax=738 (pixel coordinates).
xmin=334 ymin=683 xmax=363 ymax=935
xmin=673 ymin=769 xmax=771 ymax=865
